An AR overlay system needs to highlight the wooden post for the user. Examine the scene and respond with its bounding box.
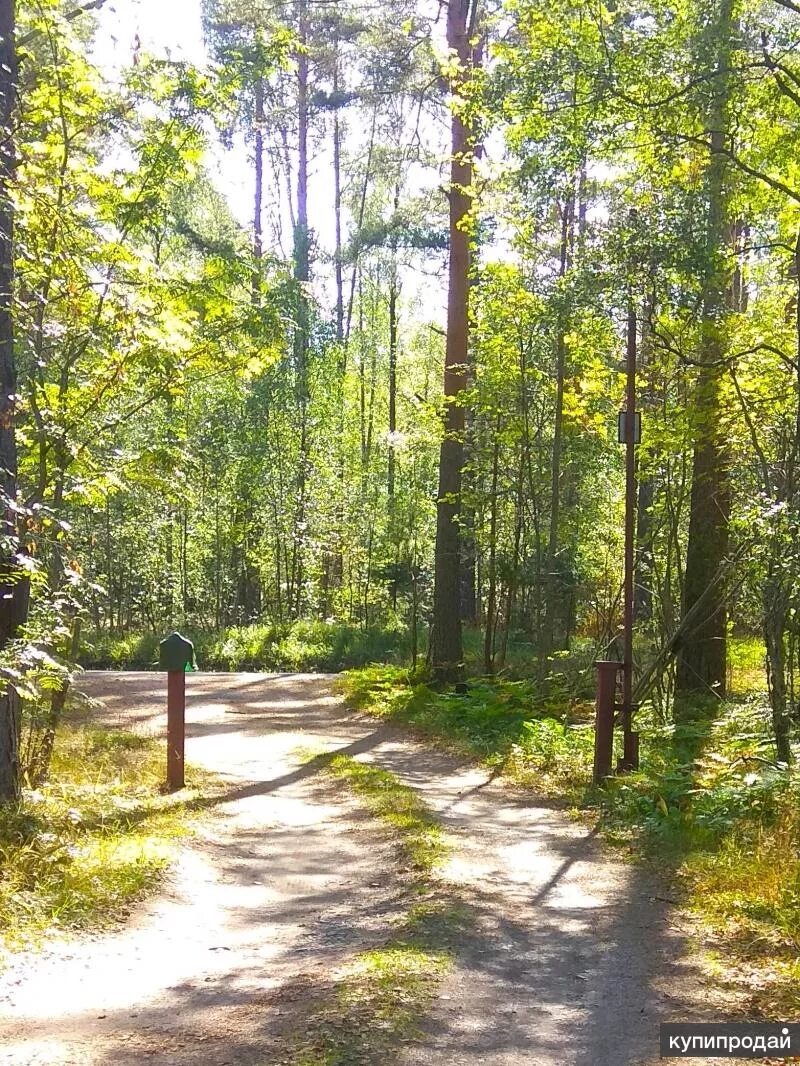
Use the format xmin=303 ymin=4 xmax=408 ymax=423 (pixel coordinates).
xmin=167 ymin=669 xmax=185 ymax=791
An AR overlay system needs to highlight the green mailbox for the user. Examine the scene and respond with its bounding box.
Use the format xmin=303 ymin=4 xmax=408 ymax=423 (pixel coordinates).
xmin=159 ymin=632 xmax=196 ymax=673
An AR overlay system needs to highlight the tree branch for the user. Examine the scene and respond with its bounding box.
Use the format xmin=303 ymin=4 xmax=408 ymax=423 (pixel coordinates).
xmin=19 ymin=1 xmax=108 ymax=48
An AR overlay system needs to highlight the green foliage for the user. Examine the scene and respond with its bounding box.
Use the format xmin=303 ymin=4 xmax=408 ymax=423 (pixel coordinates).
xmin=0 ymin=723 xmax=206 ymax=949
xmin=79 ymin=621 xmax=412 ymax=673
xmin=601 ymin=700 xmax=800 ymax=1013
xmin=341 ymin=666 xmax=596 ymax=802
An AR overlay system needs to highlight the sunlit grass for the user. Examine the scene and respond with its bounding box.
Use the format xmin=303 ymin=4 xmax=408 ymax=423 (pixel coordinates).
xmin=80 ymin=621 xmax=412 ymax=673
xmin=728 ymin=635 xmax=768 ymax=696
xmin=682 ymin=795 xmax=800 ymax=1016
xmin=274 ymin=753 xmax=468 ymax=1066
xmin=338 ymin=665 xmax=595 ymax=802
xmin=0 ymin=724 xmax=211 ymax=951
xmin=328 ymin=754 xmax=447 ymax=875
xmin=289 ymin=945 xmax=449 ymax=1066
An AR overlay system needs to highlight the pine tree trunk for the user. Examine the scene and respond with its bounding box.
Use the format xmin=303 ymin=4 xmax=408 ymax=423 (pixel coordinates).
xmin=333 ymin=53 xmax=344 ymax=346
xmin=252 ymin=75 xmax=264 ymax=304
xmin=431 ymin=0 xmax=481 ymax=680
xmin=291 ymin=4 xmax=310 ymax=619
xmin=387 ymin=265 xmax=398 ymax=500
xmin=460 ymin=268 xmax=479 ymax=627
xmin=542 ymin=194 xmax=574 ymax=656
xmin=675 ymin=0 xmax=736 ymax=706
xmin=483 ymin=423 xmax=501 ymax=674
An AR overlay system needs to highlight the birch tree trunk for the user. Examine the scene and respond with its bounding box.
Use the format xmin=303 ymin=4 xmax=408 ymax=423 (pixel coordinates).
xmin=0 ymin=0 xmax=21 ymax=802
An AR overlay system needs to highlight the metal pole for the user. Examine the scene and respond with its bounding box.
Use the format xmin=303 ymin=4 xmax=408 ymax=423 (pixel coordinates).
xmin=621 ymin=301 xmax=639 ymax=771
xmin=167 ymin=669 xmax=185 ymax=790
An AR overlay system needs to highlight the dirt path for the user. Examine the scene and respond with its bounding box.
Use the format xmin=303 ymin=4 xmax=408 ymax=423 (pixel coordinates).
xmin=0 ymin=672 xmax=711 ymax=1065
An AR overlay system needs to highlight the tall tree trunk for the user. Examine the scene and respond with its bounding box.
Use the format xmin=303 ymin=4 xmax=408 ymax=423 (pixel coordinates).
xmin=333 ymin=52 xmax=344 ymax=347
xmin=542 ymin=193 xmax=575 ymax=657
xmin=483 ymin=421 xmax=501 ymax=675
xmin=329 ymin=46 xmax=346 ymax=602
xmin=460 ymin=268 xmax=479 ymax=625
xmin=634 ymin=286 xmax=656 ymax=622
xmin=675 ymin=0 xmax=736 ymax=707
xmin=387 ymin=264 xmax=398 ymax=500
xmin=291 ymin=5 xmax=310 ymax=619
xmin=497 ymin=446 xmax=525 ymax=670
xmin=251 ymin=75 xmax=264 ymax=304
xmin=0 ymin=0 xmax=21 ymax=802
xmin=431 ymin=0 xmax=481 ymax=680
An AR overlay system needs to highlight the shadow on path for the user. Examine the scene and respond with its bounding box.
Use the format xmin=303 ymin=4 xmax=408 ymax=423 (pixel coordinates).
xmin=30 ymin=671 xmax=714 ymax=1066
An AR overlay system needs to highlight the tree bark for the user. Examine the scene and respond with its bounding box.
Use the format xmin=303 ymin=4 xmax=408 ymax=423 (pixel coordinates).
xmin=542 ymin=193 xmax=574 ymax=657
xmin=290 ymin=3 xmax=310 ymax=619
xmin=333 ymin=51 xmax=344 ymax=346
xmin=251 ymin=74 xmax=264 ymax=304
xmin=387 ymin=266 xmax=398 ymax=500
xmin=0 ymin=0 xmax=21 ymax=803
xmin=431 ymin=0 xmax=481 ymax=680
xmin=675 ymin=0 xmax=736 ymax=707
xmin=483 ymin=421 xmax=501 ymax=674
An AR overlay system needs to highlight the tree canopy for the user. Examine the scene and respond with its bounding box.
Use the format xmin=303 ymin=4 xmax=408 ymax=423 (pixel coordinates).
xmin=2 ymin=0 xmax=800 ymax=795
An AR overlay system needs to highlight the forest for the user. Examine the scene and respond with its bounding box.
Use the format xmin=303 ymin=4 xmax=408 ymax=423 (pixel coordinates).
xmin=1 ymin=0 xmax=800 ymax=1039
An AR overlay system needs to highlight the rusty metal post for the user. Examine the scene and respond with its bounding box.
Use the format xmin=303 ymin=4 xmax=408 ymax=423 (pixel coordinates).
xmin=594 ymin=660 xmax=622 ymax=785
xmin=167 ymin=669 xmax=185 ymax=790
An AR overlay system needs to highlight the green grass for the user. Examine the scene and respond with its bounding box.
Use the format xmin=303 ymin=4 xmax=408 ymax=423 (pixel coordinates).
xmin=275 ymin=754 xmax=467 ymax=1066
xmin=728 ymin=635 xmax=768 ymax=696
xmin=0 ymin=723 xmax=209 ymax=951
xmin=79 ymin=620 xmax=412 ymax=673
xmin=328 ymin=754 xmax=448 ymax=875
xmin=601 ymin=702 xmax=800 ymax=1017
xmin=285 ymin=941 xmax=450 ymax=1066
xmin=341 ymin=664 xmax=800 ymax=1018
xmin=339 ymin=665 xmax=596 ymax=803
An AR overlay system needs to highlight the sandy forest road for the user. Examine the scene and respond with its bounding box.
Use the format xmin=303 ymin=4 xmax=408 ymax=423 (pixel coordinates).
xmin=1 ymin=671 xmax=714 ymax=1065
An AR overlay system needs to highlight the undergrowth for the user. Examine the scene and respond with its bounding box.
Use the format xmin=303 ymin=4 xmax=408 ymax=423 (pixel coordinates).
xmin=78 ymin=622 xmax=599 ymax=681
xmin=79 ymin=620 xmax=411 ymax=673
xmin=339 ymin=665 xmax=596 ymax=803
xmin=0 ymin=723 xmax=207 ymax=952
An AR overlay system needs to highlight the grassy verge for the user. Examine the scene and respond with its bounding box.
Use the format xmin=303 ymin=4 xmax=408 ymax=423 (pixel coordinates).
xmin=0 ymin=723 xmax=209 ymax=952
xmin=328 ymin=755 xmax=448 ymax=874
xmin=340 ymin=665 xmax=800 ymax=1019
xmin=340 ymin=665 xmax=595 ymax=803
xmin=277 ymin=753 xmax=468 ymax=1065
